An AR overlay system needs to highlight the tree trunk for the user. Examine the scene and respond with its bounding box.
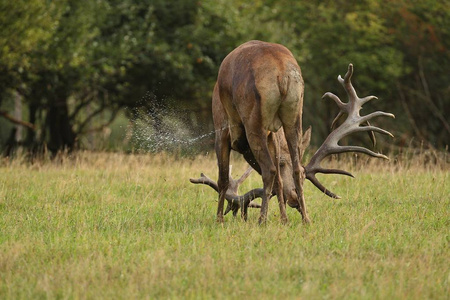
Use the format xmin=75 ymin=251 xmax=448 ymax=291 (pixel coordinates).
xmin=14 ymin=90 xmax=22 ymax=142
xmin=46 ymin=98 xmax=76 ymax=153
xmin=25 ymin=103 xmax=37 ymax=147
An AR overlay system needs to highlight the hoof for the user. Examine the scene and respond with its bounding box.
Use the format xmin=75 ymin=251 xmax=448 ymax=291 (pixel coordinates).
xmin=258 ymin=216 xmax=267 ymax=225
xmin=302 ymin=217 xmax=312 ymax=225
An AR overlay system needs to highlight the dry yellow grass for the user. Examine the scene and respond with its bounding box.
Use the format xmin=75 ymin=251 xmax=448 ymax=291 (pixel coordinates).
xmin=0 ymin=150 xmax=448 ymax=299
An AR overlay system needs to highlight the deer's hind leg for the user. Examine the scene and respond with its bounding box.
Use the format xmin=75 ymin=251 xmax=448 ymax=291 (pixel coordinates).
xmin=244 ymin=123 xmax=276 ymax=225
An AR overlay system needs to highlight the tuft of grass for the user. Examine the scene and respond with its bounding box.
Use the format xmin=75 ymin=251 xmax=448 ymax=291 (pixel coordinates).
xmin=0 ymin=151 xmax=448 ymax=299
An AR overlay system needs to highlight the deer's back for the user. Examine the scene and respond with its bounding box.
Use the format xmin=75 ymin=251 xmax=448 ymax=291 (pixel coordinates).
xmin=217 ymin=40 xmax=304 ymax=132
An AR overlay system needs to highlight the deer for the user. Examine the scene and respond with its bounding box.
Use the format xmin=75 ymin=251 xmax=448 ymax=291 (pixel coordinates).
xmin=194 ymin=40 xmax=394 ymax=224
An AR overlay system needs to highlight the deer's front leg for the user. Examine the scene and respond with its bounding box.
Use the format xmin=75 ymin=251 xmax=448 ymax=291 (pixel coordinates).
xmin=270 ymin=133 xmax=288 ymax=224
xmin=283 ymin=124 xmax=311 ymax=224
xmin=215 ymin=133 xmax=231 ymax=223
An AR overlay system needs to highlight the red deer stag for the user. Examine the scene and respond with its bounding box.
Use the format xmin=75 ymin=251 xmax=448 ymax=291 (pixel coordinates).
xmin=202 ymin=40 xmax=394 ymax=224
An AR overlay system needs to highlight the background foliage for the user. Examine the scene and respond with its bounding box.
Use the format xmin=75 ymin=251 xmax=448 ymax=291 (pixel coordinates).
xmin=1 ymin=0 xmax=449 ymax=154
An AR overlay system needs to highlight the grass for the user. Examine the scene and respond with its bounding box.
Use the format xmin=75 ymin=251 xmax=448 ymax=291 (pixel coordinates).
xmin=0 ymin=151 xmax=448 ymax=299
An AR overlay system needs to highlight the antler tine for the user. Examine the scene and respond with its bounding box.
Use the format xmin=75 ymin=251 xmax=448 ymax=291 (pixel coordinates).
xmin=337 ymin=64 xmax=381 ymax=113
xmin=313 ymin=168 xmax=354 ymax=177
xmin=307 ymin=174 xmax=341 ymax=199
xmin=332 ymin=145 xmax=389 ymax=160
xmin=361 ymin=95 xmax=378 ymax=105
xmin=330 ymin=111 xmax=345 ymax=131
xmin=322 ymin=92 xmax=346 ymax=110
xmin=338 ymin=63 xmax=358 ymax=102
xmin=224 ymin=188 xmax=263 ymax=216
xmin=190 ymin=166 xmax=262 ymax=216
xmin=353 ymin=124 xmax=394 ymax=138
xmin=359 ymin=111 xmax=396 ymax=124
xmin=235 ymin=166 xmax=253 ymax=185
xmin=305 ymin=64 xmax=395 ymax=199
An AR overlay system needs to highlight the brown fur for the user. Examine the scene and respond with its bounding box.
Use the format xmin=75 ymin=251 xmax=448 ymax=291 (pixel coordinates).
xmin=213 ymin=40 xmax=311 ymax=224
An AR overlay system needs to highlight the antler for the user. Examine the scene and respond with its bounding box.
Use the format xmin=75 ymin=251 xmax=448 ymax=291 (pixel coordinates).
xmin=305 ymin=64 xmax=395 ymax=199
xmin=189 ymin=166 xmax=262 ymax=216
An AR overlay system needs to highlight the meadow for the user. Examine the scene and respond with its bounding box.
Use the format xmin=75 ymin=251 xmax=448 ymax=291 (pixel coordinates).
xmin=0 ymin=151 xmax=448 ymax=299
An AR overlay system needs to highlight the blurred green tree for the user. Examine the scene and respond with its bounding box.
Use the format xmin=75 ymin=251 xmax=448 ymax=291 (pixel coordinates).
xmin=267 ymin=0 xmax=449 ymax=149
xmin=0 ymin=0 xmax=448 ymax=154
xmin=0 ymin=0 xmax=249 ymax=153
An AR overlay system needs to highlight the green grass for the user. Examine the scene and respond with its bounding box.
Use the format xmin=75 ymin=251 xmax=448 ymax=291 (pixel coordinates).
xmin=0 ymin=152 xmax=448 ymax=299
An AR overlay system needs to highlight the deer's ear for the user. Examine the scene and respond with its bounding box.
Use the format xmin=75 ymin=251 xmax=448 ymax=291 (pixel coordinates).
xmin=301 ymin=126 xmax=311 ymax=150
xmin=299 ymin=126 xmax=311 ymax=161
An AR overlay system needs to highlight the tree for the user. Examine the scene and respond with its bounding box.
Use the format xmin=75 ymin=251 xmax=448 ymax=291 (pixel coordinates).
xmin=1 ymin=0 xmax=448 ymax=154
xmin=255 ymin=0 xmax=449 ymax=149
xmin=0 ymin=0 xmax=250 ymax=153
